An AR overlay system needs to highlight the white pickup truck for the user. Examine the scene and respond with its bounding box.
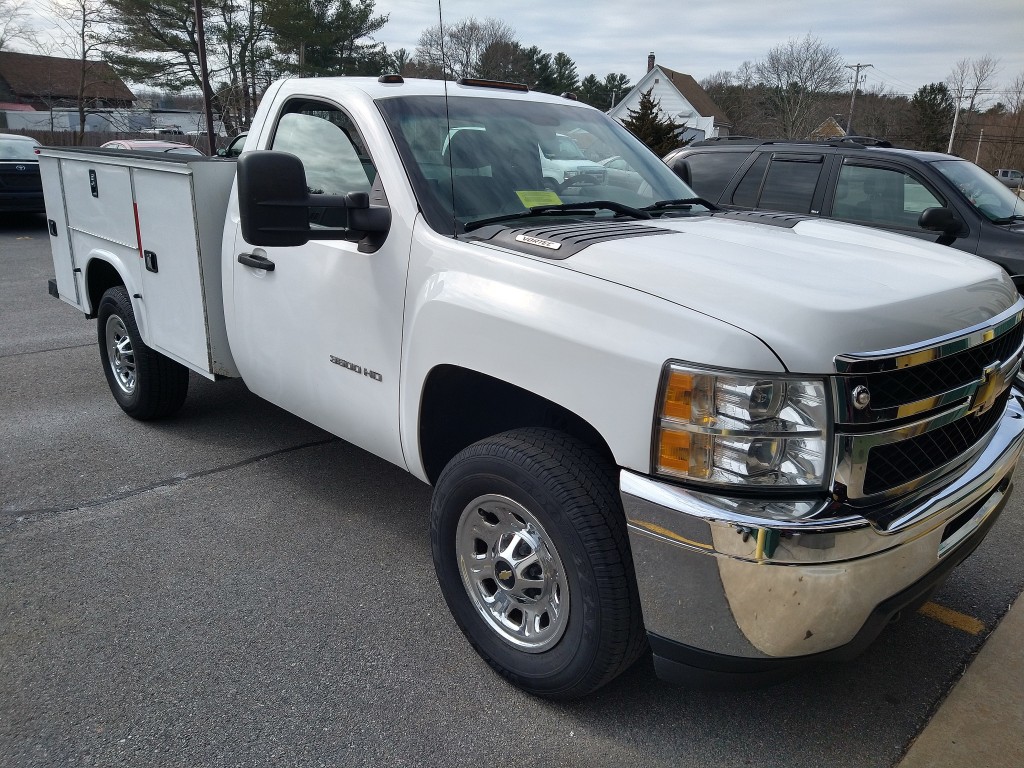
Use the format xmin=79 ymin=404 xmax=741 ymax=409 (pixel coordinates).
xmin=41 ymin=75 xmax=1024 ymax=698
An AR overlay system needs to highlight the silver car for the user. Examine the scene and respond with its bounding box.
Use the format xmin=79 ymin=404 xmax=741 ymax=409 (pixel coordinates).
xmin=994 ymin=168 xmax=1023 ymax=189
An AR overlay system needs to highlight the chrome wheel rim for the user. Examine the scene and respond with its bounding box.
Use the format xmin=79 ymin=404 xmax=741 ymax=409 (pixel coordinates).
xmin=456 ymin=494 xmax=570 ymax=652
xmin=105 ymin=315 xmax=136 ymax=394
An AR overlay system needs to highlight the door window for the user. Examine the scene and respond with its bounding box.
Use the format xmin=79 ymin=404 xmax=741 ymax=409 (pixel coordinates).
xmin=270 ymin=100 xmax=377 ymax=228
xmin=683 ymin=151 xmax=751 ymax=201
xmin=757 ymin=156 xmax=823 ymax=214
xmin=731 ymin=153 xmax=769 ymax=208
xmin=832 ymin=164 xmax=942 ymax=229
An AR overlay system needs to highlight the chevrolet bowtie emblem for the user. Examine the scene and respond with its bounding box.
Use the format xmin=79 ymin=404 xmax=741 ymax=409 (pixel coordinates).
xmin=497 ymin=569 xmax=513 ymax=581
xmin=969 ymin=358 xmax=1016 ymax=416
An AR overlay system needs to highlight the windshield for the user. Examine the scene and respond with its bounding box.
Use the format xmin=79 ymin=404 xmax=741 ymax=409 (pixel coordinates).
xmin=0 ymin=138 xmax=39 ymax=160
xmin=377 ymin=94 xmax=698 ymax=234
xmin=933 ymin=159 xmax=1024 ymax=222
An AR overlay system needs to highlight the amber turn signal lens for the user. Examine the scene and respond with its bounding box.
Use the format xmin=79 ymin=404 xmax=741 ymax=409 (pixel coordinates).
xmin=662 ymin=371 xmax=694 ymax=421
xmin=657 ymin=428 xmax=712 ymax=479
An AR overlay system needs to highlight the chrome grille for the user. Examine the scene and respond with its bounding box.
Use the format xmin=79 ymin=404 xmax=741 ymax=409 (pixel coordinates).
xmin=862 ymin=389 xmax=1009 ymax=495
xmin=856 ymin=322 xmax=1024 ymax=412
xmin=834 ymin=300 xmax=1024 ymax=501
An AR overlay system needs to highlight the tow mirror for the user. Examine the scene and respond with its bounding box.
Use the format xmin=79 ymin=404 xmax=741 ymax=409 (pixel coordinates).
xmin=919 ymin=207 xmax=960 ymax=245
xmin=236 ymin=151 xmax=391 ymax=251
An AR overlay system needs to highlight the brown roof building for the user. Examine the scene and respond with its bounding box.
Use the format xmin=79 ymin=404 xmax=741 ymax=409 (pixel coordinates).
xmin=0 ymin=51 xmax=134 ymax=111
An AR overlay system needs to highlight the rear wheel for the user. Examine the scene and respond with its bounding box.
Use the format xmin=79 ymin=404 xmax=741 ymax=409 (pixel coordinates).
xmin=430 ymin=428 xmax=645 ymax=698
xmin=97 ymin=286 xmax=189 ymax=420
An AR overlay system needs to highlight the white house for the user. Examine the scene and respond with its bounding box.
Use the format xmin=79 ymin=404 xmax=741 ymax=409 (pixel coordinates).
xmin=608 ymin=53 xmax=732 ymax=142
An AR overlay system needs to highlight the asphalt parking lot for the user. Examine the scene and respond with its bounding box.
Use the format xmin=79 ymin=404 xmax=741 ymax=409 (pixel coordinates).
xmin=2 ymin=211 xmax=1023 ymax=768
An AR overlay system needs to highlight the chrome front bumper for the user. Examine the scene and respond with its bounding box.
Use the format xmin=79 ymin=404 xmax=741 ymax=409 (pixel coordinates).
xmin=622 ymin=392 xmax=1024 ymax=668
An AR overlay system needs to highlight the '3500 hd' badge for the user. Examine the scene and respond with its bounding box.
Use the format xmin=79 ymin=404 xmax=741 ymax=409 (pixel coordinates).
xmin=330 ymin=355 xmax=382 ymax=382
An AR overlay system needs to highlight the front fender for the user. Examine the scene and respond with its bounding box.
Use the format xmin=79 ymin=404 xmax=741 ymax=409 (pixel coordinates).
xmin=400 ymin=220 xmax=782 ymax=481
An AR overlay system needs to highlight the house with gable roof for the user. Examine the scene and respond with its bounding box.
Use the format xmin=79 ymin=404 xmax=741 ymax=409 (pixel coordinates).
xmin=0 ymin=51 xmax=134 ymax=112
xmin=608 ymin=53 xmax=731 ymax=142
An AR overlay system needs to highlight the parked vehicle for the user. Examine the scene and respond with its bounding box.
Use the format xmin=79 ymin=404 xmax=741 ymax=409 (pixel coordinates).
xmin=539 ymin=132 xmax=607 ymax=188
xmin=0 ymin=133 xmax=44 ymax=213
xmin=40 ymin=77 xmax=1024 ymax=698
xmin=140 ymin=126 xmax=184 ymax=136
xmin=994 ymin=168 xmax=1023 ymax=189
xmin=101 ymin=139 xmax=204 ymax=156
xmin=664 ymin=138 xmax=1024 ymax=277
xmin=217 ymin=132 xmax=248 ymax=158
xmin=599 ymin=155 xmax=645 ymax=191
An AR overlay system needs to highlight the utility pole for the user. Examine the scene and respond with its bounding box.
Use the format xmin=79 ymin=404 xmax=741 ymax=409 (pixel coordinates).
xmin=976 ymin=128 xmax=984 ymax=163
xmin=845 ymin=63 xmax=872 ymax=135
xmin=947 ymin=87 xmax=991 ymax=155
xmin=947 ymin=87 xmax=963 ymax=154
xmin=194 ymin=0 xmax=218 ymax=154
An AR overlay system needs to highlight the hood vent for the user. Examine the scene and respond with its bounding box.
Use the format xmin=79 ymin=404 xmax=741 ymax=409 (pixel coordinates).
xmin=467 ymin=221 xmax=675 ymax=259
xmin=712 ymin=210 xmax=813 ymax=228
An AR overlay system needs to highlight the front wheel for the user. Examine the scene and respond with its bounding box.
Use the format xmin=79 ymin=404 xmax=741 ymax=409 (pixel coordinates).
xmin=430 ymin=428 xmax=645 ymax=698
xmin=97 ymin=286 xmax=189 ymax=420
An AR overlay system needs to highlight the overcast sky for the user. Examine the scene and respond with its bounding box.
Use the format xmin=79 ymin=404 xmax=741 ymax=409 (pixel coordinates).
xmin=374 ymin=0 xmax=1024 ymax=101
xmin=19 ymin=0 xmax=1024 ymax=102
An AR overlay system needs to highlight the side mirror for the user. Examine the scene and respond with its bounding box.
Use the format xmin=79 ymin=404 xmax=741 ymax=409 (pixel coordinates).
xmin=918 ymin=206 xmax=959 ymax=245
xmin=216 ymin=148 xmax=227 ymax=157
xmin=669 ymin=158 xmax=692 ymax=186
xmin=236 ymin=151 xmax=391 ymax=251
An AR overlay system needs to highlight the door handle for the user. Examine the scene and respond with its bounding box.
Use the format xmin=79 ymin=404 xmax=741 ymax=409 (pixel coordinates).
xmin=237 ymin=252 xmax=275 ymax=271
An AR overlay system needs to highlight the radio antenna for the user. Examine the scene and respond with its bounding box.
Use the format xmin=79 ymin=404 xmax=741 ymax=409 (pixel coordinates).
xmin=439 ymin=0 xmax=456 ymax=236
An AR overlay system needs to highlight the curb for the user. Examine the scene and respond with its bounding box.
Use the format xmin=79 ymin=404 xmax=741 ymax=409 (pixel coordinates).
xmin=897 ymin=593 xmax=1024 ymax=767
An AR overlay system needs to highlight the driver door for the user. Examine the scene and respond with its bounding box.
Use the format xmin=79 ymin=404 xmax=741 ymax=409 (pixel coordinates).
xmin=228 ymin=98 xmax=410 ymax=468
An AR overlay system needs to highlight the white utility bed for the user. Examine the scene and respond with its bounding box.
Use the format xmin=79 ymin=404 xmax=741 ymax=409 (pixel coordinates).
xmin=40 ymin=148 xmax=238 ymax=379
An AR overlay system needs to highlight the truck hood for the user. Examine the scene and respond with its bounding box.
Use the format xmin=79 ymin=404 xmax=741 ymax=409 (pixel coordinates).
xmin=545 ymin=215 xmax=1019 ymax=372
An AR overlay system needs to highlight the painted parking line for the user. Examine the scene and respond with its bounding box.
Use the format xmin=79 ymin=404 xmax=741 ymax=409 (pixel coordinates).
xmin=917 ymin=601 xmax=986 ymax=636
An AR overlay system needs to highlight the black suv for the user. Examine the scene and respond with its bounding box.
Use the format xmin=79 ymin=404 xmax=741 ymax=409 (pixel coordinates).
xmin=664 ymin=137 xmax=1024 ymax=277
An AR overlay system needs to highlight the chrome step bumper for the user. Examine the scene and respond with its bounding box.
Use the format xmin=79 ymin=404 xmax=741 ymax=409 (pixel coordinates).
xmin=622 ymin=392 xmax=1024 ymax=665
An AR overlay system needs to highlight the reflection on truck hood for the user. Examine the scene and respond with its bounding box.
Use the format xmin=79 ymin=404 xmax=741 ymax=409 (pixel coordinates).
xmin=553 ymin=215 xmax=1019 ymax=372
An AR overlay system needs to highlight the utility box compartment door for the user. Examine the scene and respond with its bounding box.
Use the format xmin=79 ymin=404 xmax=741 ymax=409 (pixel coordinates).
xmin=37 ymin=156 xmax=82 ymax=308
xmin=133 ymin=167 xmax=211 ymax=374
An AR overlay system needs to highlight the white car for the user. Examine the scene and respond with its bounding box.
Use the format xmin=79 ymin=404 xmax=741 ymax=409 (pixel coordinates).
xmin=599 ymin=155 xmax=645 ymax=191
xmin=539 ymin=133 xmax=607 ymax=189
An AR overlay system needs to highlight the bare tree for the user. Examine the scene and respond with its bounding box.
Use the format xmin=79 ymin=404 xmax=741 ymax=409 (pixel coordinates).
xmin=36 ymin=0 xmax=119 ymax=143
xmin=946 ymin=55 xmax=1000 ymax=154
xmin=998 ymin=69 xmax=1024 ymax=168
xmin=415 ymin=16 xmax=516 ymax=79
xmin=754 ymin=33 xmax=845 ymax=138
xmin=214 ymin=0 xmax=272 ymax=132
xmin=701 ymin=61 xmax=769 ymax=136
xmin=0 ymin=0 xmax=33 ymax=50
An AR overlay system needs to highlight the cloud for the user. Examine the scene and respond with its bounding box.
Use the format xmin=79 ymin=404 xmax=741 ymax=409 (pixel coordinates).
xmin=376 ymin=0 xmax=1024 ymax=97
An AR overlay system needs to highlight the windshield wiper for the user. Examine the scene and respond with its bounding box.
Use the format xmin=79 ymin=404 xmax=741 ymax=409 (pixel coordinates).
xmin=641 ymin=197 xmax=721 ymax=213
xmin=991 ymin=214 xmax=1024 ymax=225
xmin=463 ymin=201 xmax=651 ymax=232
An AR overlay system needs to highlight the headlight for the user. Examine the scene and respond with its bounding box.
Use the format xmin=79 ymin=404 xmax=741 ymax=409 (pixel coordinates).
xmin=655 ymin=363 xmax=830 ymax=488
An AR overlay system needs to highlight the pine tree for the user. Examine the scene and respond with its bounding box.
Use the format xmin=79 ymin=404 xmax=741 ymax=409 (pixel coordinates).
xmin=621 ymin=88 xmax=682 ymax=156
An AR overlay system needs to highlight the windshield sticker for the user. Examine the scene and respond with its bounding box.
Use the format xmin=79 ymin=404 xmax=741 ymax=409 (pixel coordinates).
xmin=516 ymin=190 xmax=562 ymax=208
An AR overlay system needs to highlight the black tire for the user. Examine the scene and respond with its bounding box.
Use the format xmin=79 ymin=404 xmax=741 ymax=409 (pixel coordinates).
xmin=430 ymin=428 xmax=646 ymax=698
xmin=97 ymin=286 xmax=189 ymax=420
